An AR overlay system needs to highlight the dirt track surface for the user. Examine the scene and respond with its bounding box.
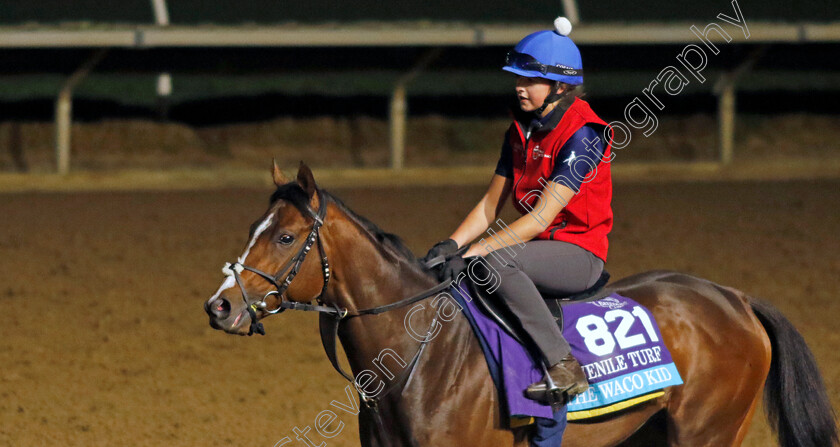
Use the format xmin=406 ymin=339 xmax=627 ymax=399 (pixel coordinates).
xmin=1 ymin=180 xmax=838 ymax=446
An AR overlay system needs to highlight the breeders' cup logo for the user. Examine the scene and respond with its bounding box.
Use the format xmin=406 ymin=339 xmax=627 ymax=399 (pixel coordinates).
xmin=532 ymin=145 xmax=544 ymax=160
xmin=592 ymin=297 xmax=626 ymax=310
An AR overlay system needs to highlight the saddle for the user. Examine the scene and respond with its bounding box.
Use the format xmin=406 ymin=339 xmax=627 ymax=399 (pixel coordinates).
xmin=468 ymin=270 xmax=612 ymax=347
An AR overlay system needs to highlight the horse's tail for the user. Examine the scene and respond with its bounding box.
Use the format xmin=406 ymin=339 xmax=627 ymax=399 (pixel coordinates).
xmin=750 ymin=297 xmax=838 ymax=447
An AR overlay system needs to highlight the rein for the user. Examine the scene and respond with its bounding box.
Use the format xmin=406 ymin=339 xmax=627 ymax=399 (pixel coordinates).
xmin=221 ymin=190 xmax=454 ymax=430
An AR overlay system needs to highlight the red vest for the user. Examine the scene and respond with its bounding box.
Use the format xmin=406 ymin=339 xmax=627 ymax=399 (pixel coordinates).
xmin=509 ymin=98 xmax=613 ymax=261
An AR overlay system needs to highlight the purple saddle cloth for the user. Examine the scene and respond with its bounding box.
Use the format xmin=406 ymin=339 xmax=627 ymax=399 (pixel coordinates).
xmin=449 ymin=284 xmax=682 ymax=419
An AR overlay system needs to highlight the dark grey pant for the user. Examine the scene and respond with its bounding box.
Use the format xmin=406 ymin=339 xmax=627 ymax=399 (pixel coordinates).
xmin=475 ymin=240 xmax=604 ymax=366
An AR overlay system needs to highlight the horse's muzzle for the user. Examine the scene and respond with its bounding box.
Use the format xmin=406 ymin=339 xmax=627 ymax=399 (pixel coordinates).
xmin=205 ymin=297 xmax=231 ymax=321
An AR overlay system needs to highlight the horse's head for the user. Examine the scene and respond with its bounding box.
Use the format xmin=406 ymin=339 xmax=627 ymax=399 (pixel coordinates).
xmin=205 ymin=161 xmax=332 ymax=335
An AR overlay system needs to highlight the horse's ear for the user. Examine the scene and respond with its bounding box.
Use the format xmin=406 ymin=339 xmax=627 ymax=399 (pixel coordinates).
xmin=272 ymin=159 xmax=289 ymax=187
xmin=296 ymin=161 xmax=317 ymax=199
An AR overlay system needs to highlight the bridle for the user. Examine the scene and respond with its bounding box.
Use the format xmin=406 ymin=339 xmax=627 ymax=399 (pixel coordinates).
xmin=220 ymin=189 xmax=452 ymax=433
xmin=223 ymin=193 xmax=333 ymax=336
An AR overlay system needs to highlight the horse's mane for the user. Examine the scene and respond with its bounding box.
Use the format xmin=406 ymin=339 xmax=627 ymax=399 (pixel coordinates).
xmin=270 ymin=183 xmax=422 ymax=267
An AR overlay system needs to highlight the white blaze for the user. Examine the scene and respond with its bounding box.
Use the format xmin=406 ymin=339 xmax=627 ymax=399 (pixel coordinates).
xmin=207 ymin=214 xmax=274 ymax=304
xmin=238 ymin=214 xmax=274 ymax=264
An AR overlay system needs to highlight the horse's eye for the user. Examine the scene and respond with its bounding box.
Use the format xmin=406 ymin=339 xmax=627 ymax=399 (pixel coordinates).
xmin=277 ymin=234 xmax=295 ymax=245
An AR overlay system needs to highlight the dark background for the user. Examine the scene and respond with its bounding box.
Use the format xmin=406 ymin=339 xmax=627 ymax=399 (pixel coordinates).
xmin=1 ymin=0 xmax=835 ymax=23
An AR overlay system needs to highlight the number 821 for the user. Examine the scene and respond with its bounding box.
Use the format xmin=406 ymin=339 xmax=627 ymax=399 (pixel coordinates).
xmin=575 ymin=306 xmax=659 ymax=356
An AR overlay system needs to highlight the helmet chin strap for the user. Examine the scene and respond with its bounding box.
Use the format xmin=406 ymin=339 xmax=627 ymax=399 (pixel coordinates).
xmin=533 ymin=81 xmax=565 ymax=117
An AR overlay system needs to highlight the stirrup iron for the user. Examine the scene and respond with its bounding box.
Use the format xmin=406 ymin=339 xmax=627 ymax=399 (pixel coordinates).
xmin=541 ymin=363 xmax=565 ymax=411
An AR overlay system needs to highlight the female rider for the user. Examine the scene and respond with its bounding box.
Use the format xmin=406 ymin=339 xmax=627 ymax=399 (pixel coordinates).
xmin=423 ymin=17 xmax=614 ymax=406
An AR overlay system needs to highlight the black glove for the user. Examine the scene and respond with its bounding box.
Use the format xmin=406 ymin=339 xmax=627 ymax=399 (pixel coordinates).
xmin=439 ymin=255 xmax=468 ymax=282
xmin=421 ymin=238 xmax=459 ymax=265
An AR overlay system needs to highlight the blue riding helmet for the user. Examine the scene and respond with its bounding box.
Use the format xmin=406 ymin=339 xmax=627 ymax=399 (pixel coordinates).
xmin=503 ymin=17 xmax=583 ymax=85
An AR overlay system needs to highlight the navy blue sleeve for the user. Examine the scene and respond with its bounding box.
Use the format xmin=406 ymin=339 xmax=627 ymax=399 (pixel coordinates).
xmin=494 ymin=130 xmax=514 ymax=179
xmin=550 ymin=124 xmax=606 ymax=192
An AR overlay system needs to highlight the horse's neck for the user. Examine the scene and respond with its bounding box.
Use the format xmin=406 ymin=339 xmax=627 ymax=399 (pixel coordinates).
xmin=321 ymin=211 xmax=494 ymax=443
xmin=324 ymin=216 xmax=437 ymax=311
xmin=322 ymin=211 xmax=442 ymax=377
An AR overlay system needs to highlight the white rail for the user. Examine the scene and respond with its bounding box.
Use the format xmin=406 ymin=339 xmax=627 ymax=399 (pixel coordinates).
xmin=0 ymin=22 xmax=838 ymax=48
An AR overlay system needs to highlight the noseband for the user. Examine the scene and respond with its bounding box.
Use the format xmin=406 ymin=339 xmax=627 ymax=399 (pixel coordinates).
xmin=223 ymin=194 xmax=333 ymax=335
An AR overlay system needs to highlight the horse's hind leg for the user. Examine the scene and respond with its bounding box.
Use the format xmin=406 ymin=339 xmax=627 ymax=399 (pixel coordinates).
xmin=637 ymin=276 xmax=773 ymax=447
xmin=663 ymin=380 xmax=757 ymax=447
xmin=664 ymin=332 xmax=770 ymax=447
xmin=730 ymin=389 xmax=764 ymax=446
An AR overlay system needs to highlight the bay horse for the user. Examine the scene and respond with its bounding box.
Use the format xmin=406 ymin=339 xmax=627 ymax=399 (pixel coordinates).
xmin=205 ymin=163 xmax=837 ymax=447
